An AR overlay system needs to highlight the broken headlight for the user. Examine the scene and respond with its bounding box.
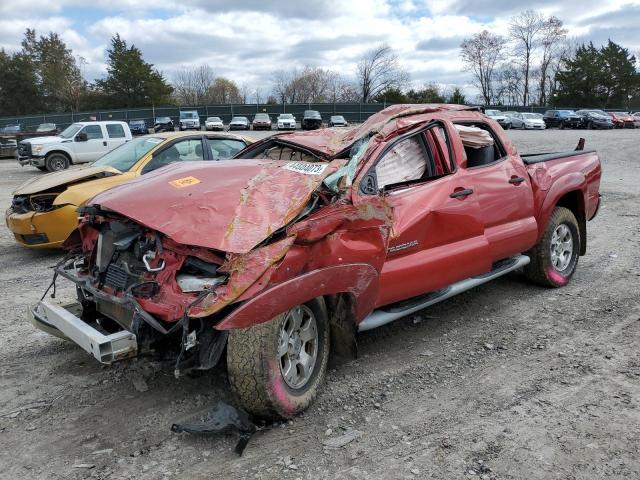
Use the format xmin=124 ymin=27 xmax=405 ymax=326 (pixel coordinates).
xmin=177 ymin=256 xmax=226 ymax=293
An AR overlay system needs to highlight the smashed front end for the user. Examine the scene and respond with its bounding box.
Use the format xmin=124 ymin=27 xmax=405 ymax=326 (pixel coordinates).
xmin=31 ymin=135 xmax=393 ymax=374
xmin=34 ymin=200 xmax=303 ymax=372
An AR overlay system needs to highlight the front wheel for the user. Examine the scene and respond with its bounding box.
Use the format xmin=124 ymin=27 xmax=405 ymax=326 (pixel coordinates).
xmin=525 ymin=207 xmax=580 ymax=287
xmin=45 ymin=153 xmax=69 ymax=172
xmin=227 ymin=298 xmax=330 ymax=419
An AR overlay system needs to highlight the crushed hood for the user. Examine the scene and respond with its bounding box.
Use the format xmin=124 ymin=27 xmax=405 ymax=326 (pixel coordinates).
xmin=88 ymin=159 xmax=343 ymax=254
xmin=13 ymin=165 xmax=122 ymax=195
xmin=271 ymin=104 xmax=475 ymax=158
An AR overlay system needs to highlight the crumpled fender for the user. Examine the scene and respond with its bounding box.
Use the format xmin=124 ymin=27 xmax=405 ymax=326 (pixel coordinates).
xmin=214 ymin=263 xmax=379 ymax=330
xmin=536 ymin=171 xmax=586 ymax=240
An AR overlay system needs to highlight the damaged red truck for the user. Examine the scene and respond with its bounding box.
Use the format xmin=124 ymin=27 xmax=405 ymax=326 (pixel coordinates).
xmin=31 ymin=105 xmax=601 ymax=419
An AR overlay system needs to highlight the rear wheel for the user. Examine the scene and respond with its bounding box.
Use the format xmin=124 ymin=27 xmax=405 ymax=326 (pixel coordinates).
xmin=45 ymin=153 xmax=69 ymax=172
xmin=525 ymin=207 xmax=580 ymax=287
xmin=227 ymin=298 xmax=329 ymax=419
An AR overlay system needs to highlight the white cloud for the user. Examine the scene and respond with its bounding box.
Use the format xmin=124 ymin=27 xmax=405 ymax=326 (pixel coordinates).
xmin=0 ymin=0 xmax=638 ymax=99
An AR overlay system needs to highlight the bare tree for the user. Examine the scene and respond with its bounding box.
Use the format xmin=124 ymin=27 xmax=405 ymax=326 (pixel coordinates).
xmin=509 ymin=10 xmax=544 ymax=106
xmin=271 ymin=67 xmax=341 ymax=103
xmin=272 ymin=69 xmax=290 ymax=103
xmin=254 ymin=87 xmax=263 ymax=104
xmin=495 ymin=62 xmax=524 ymax=106
xmin=173 ymin=65 xmax=215 ymax=105
xmin=538 ymin=16 xmax=568 ymax=105
xmin=207 ymin=77 xmax=242 ymax=104
xmin=356 ymin=44 xmax=409 ymax=103
xmin=460 ymin=31 xmax=506 ymax=105
xmin=240 ymin=83 xmax=250 ymax=104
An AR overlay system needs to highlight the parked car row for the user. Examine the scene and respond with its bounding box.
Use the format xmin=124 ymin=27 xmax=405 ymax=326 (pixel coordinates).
xmin=485 ymin=108 xmax=639 ymax=130
xmin=1 ymin=123 xmax=58 ymax=134
xmin=125 ymin=111 xmax=351 ymax=133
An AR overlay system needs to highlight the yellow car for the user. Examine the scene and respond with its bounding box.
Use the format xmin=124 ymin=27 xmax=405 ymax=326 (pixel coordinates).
xmin=6 ymin=131 xmax=251 ymax=248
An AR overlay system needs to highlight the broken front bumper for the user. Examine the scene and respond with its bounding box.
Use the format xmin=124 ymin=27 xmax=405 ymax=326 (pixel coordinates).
xmin=31 ymin=300 xmax=137 ymax=363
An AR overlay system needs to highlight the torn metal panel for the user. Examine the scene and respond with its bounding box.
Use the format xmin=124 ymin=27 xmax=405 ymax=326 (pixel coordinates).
xmin=87 ymin=159 xmax=343 ymax=254
xmin=268 ymin=104 xmax=476 ymax=158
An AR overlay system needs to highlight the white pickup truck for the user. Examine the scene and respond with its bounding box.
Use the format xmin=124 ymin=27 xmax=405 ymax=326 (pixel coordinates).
xmin=17 ymin=121 xmax=132 ymax=171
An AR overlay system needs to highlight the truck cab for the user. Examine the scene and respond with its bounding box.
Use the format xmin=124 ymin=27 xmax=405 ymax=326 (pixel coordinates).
xmin=17 ymin=121 xmax=132 ymax=172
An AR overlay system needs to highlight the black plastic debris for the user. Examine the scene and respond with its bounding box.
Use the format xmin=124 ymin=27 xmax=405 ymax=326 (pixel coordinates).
xmin=171 ymin=400 xmax=257 ymax=455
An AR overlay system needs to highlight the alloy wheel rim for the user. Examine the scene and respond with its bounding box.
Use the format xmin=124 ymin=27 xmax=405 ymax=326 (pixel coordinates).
xmin=550 ymin=223 xmax=573 ymax=272
xmin=278 ymin=305 xmax=318 ymax=389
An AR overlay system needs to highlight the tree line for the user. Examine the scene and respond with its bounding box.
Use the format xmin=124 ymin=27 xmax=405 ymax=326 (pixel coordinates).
xmin=1 ymin=13 xmax=639 ymax=118
xmin=0 ymin=31 xmax=173 ymax=116
xmin=459 ymin=9 xmax=640 ymax=109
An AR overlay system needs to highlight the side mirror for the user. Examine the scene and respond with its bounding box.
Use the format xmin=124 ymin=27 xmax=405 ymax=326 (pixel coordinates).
xmin=76 ymin=132 xmax=88 ymax=142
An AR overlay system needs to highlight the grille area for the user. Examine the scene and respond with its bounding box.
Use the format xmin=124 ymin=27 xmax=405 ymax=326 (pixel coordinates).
xmin=105 ymin=263 xmax=129 ymax=290
xmin=17 ymin=141 xmax=31 ymax=157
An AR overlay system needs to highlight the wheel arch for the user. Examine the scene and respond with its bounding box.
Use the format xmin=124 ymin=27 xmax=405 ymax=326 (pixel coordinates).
xmin=45 ymin=149 xmax=73 ymax=163
xmin=214 ymin=264 xmax=379 ymax=333
xmin=540 ymin=184 xmax=587 ymax=256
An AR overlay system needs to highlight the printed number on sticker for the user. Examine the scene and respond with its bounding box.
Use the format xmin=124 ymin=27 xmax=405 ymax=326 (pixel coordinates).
xmin=284 ymin=162 xmax=327 ymax=175
xmin=169 ymin=176 xmax=201 ymax=188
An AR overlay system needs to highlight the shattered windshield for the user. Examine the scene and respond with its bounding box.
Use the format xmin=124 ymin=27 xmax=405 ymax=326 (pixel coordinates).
xmin=324 ymin=136 xmax=370 ymax=192
xmin=93 ymin=137 xmax=163 ymax=172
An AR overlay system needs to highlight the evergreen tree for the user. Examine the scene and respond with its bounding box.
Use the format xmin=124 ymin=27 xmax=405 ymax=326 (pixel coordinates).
xmin=20 ymin=29 xmax=85 ymax=112
xmin=96 ymin=35 xmax=172 ymax=108
xmin=0 ymin=49 xmax=42 ymax=115
xmin=555 ymin=40 xmax=638 ymax=108
xmin=373 ymin=87 xmax=407 ymax=103
xmin=448 ymin=87 xmax=467 ymax=104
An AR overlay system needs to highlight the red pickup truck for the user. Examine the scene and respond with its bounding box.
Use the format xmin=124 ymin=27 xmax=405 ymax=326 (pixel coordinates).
xmin=31 ymin=105 xmax=601 ymax=419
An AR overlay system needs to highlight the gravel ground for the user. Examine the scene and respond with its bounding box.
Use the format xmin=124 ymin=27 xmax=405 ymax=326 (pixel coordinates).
xmin=0 ymin=128 xmax=638 ymax=480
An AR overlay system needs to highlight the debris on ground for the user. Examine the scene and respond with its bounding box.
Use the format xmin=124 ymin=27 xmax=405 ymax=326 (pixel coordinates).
xmin=171 ymin=400 xmax=256 ymax=455
xmin=322 ymin=428 xmax=362 ymax=448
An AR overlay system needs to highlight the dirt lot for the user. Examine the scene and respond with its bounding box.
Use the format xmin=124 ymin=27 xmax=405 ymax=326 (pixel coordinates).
xmin=0 ymin=129 xmax=638 ymax=480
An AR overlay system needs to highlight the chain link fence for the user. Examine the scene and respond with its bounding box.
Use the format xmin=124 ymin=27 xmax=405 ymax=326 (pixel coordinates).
xmin=0 ymin=103 xmax=395 ymax=131
xmin=1 ymin=102 xmax=633 ymax=132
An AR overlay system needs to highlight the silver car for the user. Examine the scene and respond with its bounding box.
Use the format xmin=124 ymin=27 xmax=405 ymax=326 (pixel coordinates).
xmin=506 ymin=112 xmax=546 ymax=130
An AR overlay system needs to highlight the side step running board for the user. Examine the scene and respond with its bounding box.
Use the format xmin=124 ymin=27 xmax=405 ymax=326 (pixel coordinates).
xmin=358 ymin=254 xmax=530 ymax=332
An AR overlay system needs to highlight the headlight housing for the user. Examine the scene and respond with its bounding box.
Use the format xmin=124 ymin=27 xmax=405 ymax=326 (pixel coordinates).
xmin=33 ymin=145 xmax=44 ymax=154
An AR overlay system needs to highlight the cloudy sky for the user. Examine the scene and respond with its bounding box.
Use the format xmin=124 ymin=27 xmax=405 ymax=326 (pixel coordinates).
xmin=0 ymin=0 xmax=638 ymax=99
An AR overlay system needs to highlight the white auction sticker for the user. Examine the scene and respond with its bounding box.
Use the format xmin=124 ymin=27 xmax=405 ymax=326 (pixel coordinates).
xmin=283 ymin=161 xmax=327 ymax=175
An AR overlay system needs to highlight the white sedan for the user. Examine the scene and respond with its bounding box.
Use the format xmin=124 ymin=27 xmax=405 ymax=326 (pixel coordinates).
xmin=277 ymin=113 xmax=296 ymax=130
xmin=507 ymin=112 xmax=546 ymax=130
xmin=205 ymin=117 xmax=224 ymax=131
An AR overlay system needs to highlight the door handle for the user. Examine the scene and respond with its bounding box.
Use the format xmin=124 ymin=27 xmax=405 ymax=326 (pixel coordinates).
xmin=450 ymin=188 xmax=474 ymax=198
xmin=103 ymin=141 xmax=107 ymax=147
xmin=509 ymin=176 xmax=525 ymax=184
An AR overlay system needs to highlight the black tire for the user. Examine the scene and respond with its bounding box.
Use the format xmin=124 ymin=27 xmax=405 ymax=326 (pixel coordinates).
xmin=45 ymin=153 xmax=69 ymax=172
xmin=524 ymin=206 xmax=580 ymax=288
xmin=559 ymin=121 xmax=565 ymax=130
xmin=227 ymin=298 xmax=330 ymax=419
xmin=587 ymin=121 xmax=594 ymax=130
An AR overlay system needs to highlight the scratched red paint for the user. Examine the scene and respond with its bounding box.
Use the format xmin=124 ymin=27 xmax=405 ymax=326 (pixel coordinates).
xmin=68 ymin=104 xmax=601 ymax=329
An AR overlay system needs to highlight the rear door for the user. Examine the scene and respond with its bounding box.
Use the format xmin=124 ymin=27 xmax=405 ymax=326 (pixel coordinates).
xmin=105 ymin=123 xmax=128 ymax=151
xmin=459 ymin=122 xmax=537 ymax=261
xmin=355 ymin=122 xmax=492 ymax=308
xmin=73 ymin=124 xmax=108 ymax=163
xmin=140 ymin=137 xmax=206 ymax=174
xmin=205 ymin=137 xmax=248 ymax=160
